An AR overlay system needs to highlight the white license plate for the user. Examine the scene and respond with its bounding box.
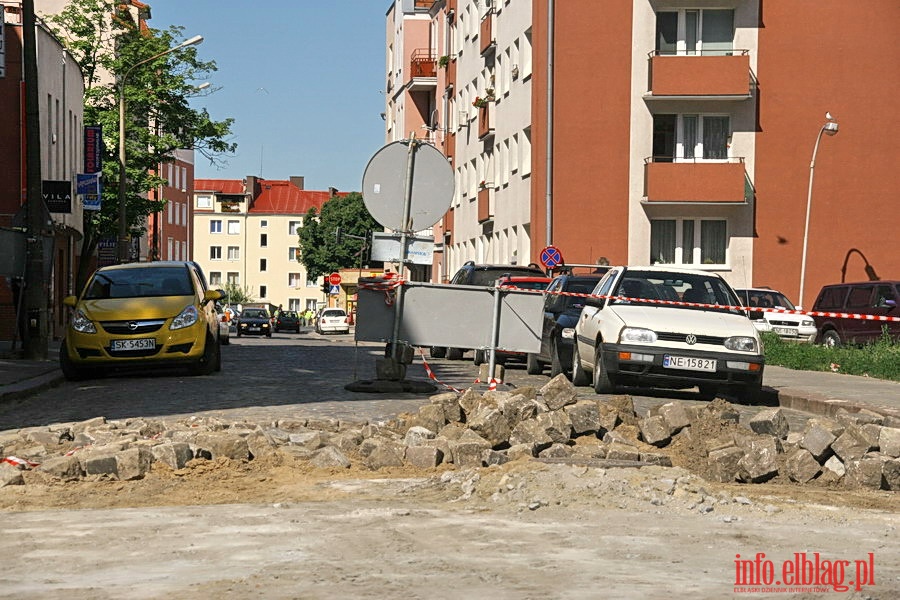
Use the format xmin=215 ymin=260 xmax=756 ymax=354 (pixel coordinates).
xmin=249 ymin=326 xmax=260 ymax=331
xmin=773 ymin=327 xmax=798 ymax=336
xmin=111 ymin=338 xmax=156 ymax=351
xmin=663 ymin=355 xmax=716 ymax=372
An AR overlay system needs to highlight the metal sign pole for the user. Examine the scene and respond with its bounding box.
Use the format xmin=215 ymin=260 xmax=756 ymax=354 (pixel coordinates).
xmin=390 ymin=137 xmax=418 ymax=362
xmin=487 ymin=280 xmax=502 ymax=382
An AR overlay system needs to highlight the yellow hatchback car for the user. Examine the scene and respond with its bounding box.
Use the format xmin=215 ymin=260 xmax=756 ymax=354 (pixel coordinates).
xmin=60 ymin=261 xmax=224 ymax=380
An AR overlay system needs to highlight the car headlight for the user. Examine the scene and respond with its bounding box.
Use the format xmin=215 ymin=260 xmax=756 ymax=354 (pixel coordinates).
xmin=801 ymin=319 xmax=814 ymax=327
xmin=170 ymin=305 xmax=199 ymax=330
xmin=262 ymin=322 xmax=270 ymax=328
xmin=619 ymin=327 xmax=657 ymax=344
xmin=725 ymin=336 xmax=758 ymax=352
xmin=560 ymin=327 xmax=575 ymax=339
xmin=71 ymin=309 xmax=96 ymax=333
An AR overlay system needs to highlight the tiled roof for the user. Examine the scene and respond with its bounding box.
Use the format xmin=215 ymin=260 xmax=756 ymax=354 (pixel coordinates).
xmin=195 ymin=179 xmax=245 ymax=194
xmin=194 ymin=178 xmax=343 ymax=215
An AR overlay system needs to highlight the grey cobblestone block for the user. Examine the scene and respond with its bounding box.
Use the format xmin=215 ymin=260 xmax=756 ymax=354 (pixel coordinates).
xmin=37 ymin=455 xmax=82 ymax=481
xmin=310 ymin=446 xmax=351 ymax=469
xmin=707 ymin=446 xmax=744 ymax=483
xmin=151 ymin=442 xmax=193 ymax=470
xmin=82 ymin=453 xmax=118 ymax=477
xmin=305 ymin=417 xmax=340 ymax=433
xmin=458 ymin=388 xmax=483 ymax=416
xmin=597 ymin=404 xmax=621 ymax=437
xmin=505 ymin=443 xmax=538 ymax=460
xmin=823 ymin=455 xmax=846 ymax=477
xmin=481 ymin=449 xmax=510 ymax=466
xmin=606 ymin=442 xmax=640 ymax=462
xmin=117 ymin=447 xmax=153 ymax=481
xmin=800 ymin=425 xmax=836 ymax=461
xmin=738 ymin=438 xmax=779 ymax=483
xmin=409 ymin=404 xmax=447 ymax=434
xmin=879 ymin=427 xmax=900 ymax=458
xmin=509 ymin=418 xmax=553 ymax=450
xmin=0 ymin=463 xmax=24 ymax=487
xmin=540 ymin=374 xmax=577 ymax=411
xmin=749 ymin=408 xmax=790 ymax=439
xmin=466 ymin=406 xmax=511 ymax=448
xmin=538 ymin=443 xmax=571 ymax=459
xmin=640 ymin=452 xmax=672 ymax=467
xmin=364 ymin=441 xmax=405 ymax=469
xmin=405 ymin=445 xmax=443 ymax=468
xmin=450 ymin=441 xmax=489 ymax=467
xmin=656 ymin=402 xmax=691 ymax=435
xmin=640 ymin=415 xmax=671 ymax=447
xmin=845 ymin=457 xmax=887 ymax=490
xmin=832 ymin=426 xmax=875 ymax=462
xmin=422 ymin=438 xmax=453 ymax=464
xmin=403 ymin=426 xmax=436 ymax=447
xmin=785 ymin=449 xmax=822 ymax=483
xmin=498 ymin=395 xmax=539 ymax=429
xmin=882 ymin=459 xmax=900 ymax=491
xmin=564 ymin=400 xmax=600 ymax=435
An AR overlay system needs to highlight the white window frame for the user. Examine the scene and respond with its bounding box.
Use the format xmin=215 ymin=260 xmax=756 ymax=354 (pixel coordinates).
xmin=650 ymin=218 xmax=729 ymax=268
xmin=227 ymin=220 xmax=240 ymax=235
xmin=657 ymin=9 xmax=735 ymax=57
xmin=197 ymin=195 xmax=212 ymax=209
xmin=227 ymin=246 xmax=240 ymax=261
xmin=209 ymin=271 xmax=222 ymax=286
xmin=210 ymin=246 xmax=222 ymax=261
xmin=288 ymin=220 xmax=302 ymax=235
xmin=671 ymin=114 xmax=731 ymax=163
xmin=210 ymin=220 xmax=222 ymax=234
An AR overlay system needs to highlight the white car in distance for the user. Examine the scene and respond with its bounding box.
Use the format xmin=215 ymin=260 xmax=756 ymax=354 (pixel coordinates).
xmin=734 ymin=288 xmax=817 ymax=344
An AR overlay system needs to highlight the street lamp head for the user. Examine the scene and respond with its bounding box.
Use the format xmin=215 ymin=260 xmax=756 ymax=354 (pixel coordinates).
xmin=823 ymin=121 xmax=839 ymax=136
xmin=180 ymin=35 xmax=204 ymax=48
xmin=195 ymin=82 xmax=211 ymax=91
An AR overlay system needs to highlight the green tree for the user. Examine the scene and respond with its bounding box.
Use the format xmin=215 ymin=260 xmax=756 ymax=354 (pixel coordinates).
xmin=44 ymin=0 xmax=236 ymax=290
xmin=219 ymin=282 xmax=254 ymax=306
xmin=297 ymin=192 xmax=379 ymax=280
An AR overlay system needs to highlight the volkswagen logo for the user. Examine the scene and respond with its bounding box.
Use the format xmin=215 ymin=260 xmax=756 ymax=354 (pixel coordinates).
xmin=685 ymin=334 xmax=697 ymax=345
xmin=128 ymin=321 xmax=139 ymax=331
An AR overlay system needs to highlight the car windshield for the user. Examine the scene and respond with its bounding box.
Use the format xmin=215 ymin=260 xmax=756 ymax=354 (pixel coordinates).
xmin=501 ymin=280 xmax=550 ymax=290
xmin=469 ymin=268 xmax=544 ymax=286
xmin=745 ymin=290 xmax=796 ymax=310
xmin=323 ymin=310 xmax=345 ymax=317
xmin=613 ymin=270 xmax=743 ymax=314
xmin=281 ymin=312 xmax=298 ymax=318
xmin=561 ymin=277 xmax=603 ymax=309
xmin=242 ymin=309 xmax=267 ymax=318
xmin=84 ymin=267 xmax=192 ymax=299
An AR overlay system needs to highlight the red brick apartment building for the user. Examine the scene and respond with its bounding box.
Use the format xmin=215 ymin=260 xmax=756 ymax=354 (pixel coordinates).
xmin=393 ymin=1 xmax=898 ymax=305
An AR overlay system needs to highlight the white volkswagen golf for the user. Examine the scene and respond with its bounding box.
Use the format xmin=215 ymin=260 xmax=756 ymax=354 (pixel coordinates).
xmin=571 ymin=266 xmax=764 ymax=402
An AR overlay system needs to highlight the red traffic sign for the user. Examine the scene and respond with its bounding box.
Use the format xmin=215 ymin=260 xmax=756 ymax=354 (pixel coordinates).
xmin=539 ymin=245 xmax=564 ymax=268
xmin=328 ymin=272 xmax=342 ymax=286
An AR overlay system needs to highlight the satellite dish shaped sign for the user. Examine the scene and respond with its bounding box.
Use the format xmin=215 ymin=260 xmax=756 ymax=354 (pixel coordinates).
xmin=362 ymin=140 xmax=454 ymax=232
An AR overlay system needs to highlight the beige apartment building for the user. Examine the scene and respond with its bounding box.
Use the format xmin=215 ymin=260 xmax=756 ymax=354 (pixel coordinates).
xmin=192 ymin=176 xmax=333 ymax=313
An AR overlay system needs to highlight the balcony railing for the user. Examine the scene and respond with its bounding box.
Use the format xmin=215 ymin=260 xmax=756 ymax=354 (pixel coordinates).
xmin=647 ymin=50 xmax=753 ymax=99
xmin=477 ymin=186 xmax=493 ymax=223
xmin=480 ymin=10 xmax=494 ymax=55
xmin=643 ymin=157 xmax=750 ymax=203
xmin=410 ymin=49 xmax=437 ymax=79
xmin=478 ymin=104 xmax=493 ymax=139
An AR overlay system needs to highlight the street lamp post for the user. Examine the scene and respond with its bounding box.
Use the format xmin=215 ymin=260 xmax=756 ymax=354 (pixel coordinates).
xmin=798 ymin=114 xmax=838 ymax=308
xmin=118 ymin=35 xmax=203 ymax=263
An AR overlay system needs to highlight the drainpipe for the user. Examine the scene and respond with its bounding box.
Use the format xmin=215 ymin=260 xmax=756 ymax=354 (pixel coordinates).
xmin=545 ymin=0 xmax=554 ymax=247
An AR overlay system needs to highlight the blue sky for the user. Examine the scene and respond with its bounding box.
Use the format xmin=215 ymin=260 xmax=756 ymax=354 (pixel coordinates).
xmin=147 ymin=0 xmax=390 ymax=193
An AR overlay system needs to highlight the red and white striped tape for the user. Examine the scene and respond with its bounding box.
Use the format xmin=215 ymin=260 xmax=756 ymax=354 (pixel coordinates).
xmin=417 ymin=348 xmax=463 ymax=393
xmin=2 ymin=456 xmax=40 ymax=469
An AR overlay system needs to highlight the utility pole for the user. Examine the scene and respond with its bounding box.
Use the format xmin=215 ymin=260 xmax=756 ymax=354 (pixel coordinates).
xmin=22 ymin=0 xmax=49 ymax=360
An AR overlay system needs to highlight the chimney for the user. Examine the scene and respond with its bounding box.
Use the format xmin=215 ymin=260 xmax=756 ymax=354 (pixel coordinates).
xmin=329 ymin=186 xmax=339 ymax=197
xmin=290 ymin=176 xmax=305 ymax=190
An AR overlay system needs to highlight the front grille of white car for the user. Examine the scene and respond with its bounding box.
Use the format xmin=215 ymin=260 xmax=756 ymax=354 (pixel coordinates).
xmin=656 ymin=331 xmax=725 ymax=346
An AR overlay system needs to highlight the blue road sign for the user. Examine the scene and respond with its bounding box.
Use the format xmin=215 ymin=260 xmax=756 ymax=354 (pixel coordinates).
xmin=540 ymin=245 xmax=563 ymax=268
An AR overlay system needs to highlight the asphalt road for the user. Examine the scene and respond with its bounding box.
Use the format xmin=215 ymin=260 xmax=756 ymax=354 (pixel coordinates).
xmin=0 ymin=332 xmax=813 ymax=433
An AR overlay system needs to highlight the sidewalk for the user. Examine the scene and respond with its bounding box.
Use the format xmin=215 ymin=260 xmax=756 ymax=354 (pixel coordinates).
xmin=1 ymin=341 xmax=898 ymax=421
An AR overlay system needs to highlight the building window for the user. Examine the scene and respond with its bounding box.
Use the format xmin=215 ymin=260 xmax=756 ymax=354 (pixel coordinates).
xmin=260 ymin=233 xmax=267 ymax=247
xmin=209 ymin=271 xmax=222 ymax=286
xmin=653 ymin=114 xmax=730 ymax=162
xmin=288 ymin=299 xmax=301 ymax=311
xmin=288 ymin=273 xmax=302 ymax=288
xmin=227 ymin=246 xmax=240 ymax=261
xmin=260 ymin=258 xmax=267 ymax=271
xmin=260 ymin=285 xmax=267 ymax=298
xmin=656 ymin=9 xmax=734 ymax=56
xmin=197 ymin=195 xmax=212 ymax=208
xmin=210 ymin=246 xmax=222 ymax=260
xmin=210 ymin=220 xmax=222 ymax=234
xmin=227 ymin=272 xmax=239 ymax=285
xmin=182 ymin=203 xmax=187 ymax=226
xmin=288 ymin=247 xmax=300 ymax=261
xmin=227 ymin=220 xmax=240 ymax=235
xmin=650 ymin=218 xmax=727 ymax=266
xmin=288 ymin=220 xmax=302 ymax=235
xmin=260 ymin=220 xmax=268 ymax=228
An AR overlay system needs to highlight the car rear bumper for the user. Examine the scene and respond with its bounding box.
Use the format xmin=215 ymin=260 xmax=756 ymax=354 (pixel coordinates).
xmin=602 ymin=343 xmax=764 ymax=389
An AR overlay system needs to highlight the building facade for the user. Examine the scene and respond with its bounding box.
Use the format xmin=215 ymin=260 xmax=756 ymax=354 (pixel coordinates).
xmin=388 ymin=0 xmax=899 ymax=306
xmin=0 ymin=3 xmax=85 ymax=343
xmin=192 ymin=176 xmax=333 ymax=312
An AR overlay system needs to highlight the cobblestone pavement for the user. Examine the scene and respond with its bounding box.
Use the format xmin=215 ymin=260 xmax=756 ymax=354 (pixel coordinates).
xmin=0 ymin=332 xmax=813 ymax=433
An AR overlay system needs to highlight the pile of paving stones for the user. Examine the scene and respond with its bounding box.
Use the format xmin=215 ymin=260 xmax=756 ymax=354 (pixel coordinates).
xmin=1 ymin=375 xmax=898 ymax=491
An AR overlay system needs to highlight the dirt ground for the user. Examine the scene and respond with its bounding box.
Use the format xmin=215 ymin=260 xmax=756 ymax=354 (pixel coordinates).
xmin=1 ymin=450 xmax=898 ymax=599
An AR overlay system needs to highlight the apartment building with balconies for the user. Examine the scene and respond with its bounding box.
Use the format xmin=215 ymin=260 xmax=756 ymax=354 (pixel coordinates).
xmin=192 ymin=176 xmax=334 ymax=312
xmin=529 ymin=1 xmax=898 ymax=304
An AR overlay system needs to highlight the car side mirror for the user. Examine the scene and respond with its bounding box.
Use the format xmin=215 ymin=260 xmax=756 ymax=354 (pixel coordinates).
xmin=884 ymin=299 xmax=897 ymax=309
xmin=203 ymin=289 xmax=224 ymax=304
xmin=63 ymin=295 xmax=77 ymax=308
xmin=583 ymin=296 xmax=604 ymax=309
